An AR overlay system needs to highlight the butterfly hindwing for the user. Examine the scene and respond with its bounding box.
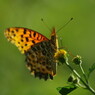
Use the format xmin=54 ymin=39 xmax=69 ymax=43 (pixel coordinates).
xmin=25 ymin=40 xmax=56 ymax=80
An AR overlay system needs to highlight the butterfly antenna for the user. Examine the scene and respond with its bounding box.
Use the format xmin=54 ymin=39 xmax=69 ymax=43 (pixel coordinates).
xmin=57 ymin=18 xmax=73 ymax=33
xmin=41 ymin=18 xmax=51 ymax=32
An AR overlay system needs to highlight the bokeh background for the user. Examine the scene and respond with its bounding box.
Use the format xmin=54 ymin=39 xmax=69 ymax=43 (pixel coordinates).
xmin=0 ymin=0 xmax=95 ymax=95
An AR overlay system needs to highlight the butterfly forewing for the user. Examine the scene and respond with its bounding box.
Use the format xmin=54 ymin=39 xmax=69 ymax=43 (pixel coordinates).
xmin=4 ymin=27 xmax=48 ymax=53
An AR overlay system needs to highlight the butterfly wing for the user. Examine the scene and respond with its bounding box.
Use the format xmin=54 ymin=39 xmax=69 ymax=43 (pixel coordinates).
xmin=4 ymin=27 xmax=58 ymax=80
xmin=4 ymin=27 xmax=48 ymax=53
xmin=25 ymin=28 xmax=58 ymax=80
xmin=25 ymin=40 xmax=56 ymax=80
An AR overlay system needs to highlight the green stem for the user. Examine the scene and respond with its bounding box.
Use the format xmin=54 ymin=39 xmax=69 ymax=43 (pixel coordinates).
xmin=65 ymin=59 xmax=95 ymax=94
xmin=79 ymin=63 xmax=88 ymax=84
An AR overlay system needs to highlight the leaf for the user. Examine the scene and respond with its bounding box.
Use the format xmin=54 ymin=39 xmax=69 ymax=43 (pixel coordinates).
xmin=57 ymin=85 xmax=77 ymax=95
xmin=88 ymin=63 xmax=95 ymax=78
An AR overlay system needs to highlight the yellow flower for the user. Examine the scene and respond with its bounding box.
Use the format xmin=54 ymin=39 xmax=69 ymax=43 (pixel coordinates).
xmin=54 ymin=49 xmax=67 ymax=63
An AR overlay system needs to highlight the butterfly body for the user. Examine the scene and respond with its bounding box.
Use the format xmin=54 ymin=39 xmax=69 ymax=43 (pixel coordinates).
xmin=4 ymin=27 xmax=58 ymax=80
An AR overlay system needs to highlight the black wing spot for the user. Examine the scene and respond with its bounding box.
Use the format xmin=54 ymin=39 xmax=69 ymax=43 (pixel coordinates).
xmin=21 ymin=39 xmax=24 ymax=42
xmin=29 ymin=34 xmax=32 ymax=37
xmin=7 ymin=28 xmax=10 ymax=32
xmin=18 ymin=42 xmax=20 ymax=44
xmin=32 ymin=40 xmax=35 ymax=44
xmin=33 ymin=32 xmax=36 ymax=37
xmin=37 ymin=34 xmax=39 ymax=40
xmin=21 ymin=35 xmax=23 ymax=38
xmin=13 ymin=34 xmax=16 ymax=37
xmin=26 ymin=37 xmax=29 ymax=42
xmin=12 ymin=30 xmax=14 ymax=33
xmin=23 ymin=29 xmax=26 ymax=34
xmin=15 ymin=29 xmax=18 ymax=32
xmin=21 ymin=46 xmax=23 ymax=48
xmin=25 ymin=44 xmax=27 ymax=46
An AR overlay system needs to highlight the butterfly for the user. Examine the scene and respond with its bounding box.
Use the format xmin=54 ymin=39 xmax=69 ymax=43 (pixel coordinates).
xmin=4 ymin=27 xmax=58 ymax=80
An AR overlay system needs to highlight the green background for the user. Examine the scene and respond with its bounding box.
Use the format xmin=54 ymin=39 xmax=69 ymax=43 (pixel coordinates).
xmin=0 ymin=0 xmax=95 ymax=95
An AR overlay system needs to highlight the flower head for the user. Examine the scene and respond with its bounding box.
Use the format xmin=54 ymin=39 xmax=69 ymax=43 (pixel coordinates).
xmin=72 ymin=55 xmax=82 ymax=65
xmin=54 ymin=49 xmax=68 ymax=63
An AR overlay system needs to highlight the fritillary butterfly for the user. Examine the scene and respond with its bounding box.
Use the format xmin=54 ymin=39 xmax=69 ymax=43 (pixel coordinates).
xmin=4 ymin=27 xmax=58 ymax=80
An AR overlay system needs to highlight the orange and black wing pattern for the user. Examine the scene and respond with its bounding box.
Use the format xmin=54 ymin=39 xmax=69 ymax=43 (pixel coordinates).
xmin=4 ymin=27 xmax=58 ymax=80
xmin=4 ymin=27 xmax=48 ymax=53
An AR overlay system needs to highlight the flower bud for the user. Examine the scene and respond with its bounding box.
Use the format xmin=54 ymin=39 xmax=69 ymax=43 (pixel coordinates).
xmin=68 ymin=75 xmax=75 ymax=82
xmin=73 ymin=78 xmax=79 ymax=84
xmin=72 ymin=55 xmax=82 ymax=65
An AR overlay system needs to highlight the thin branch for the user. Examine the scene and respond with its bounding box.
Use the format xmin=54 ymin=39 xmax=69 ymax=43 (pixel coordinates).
xmin=79 ymin=64 xmax=88 ymax=84
xmin=65 ymin=59 xmax=95 ymax=94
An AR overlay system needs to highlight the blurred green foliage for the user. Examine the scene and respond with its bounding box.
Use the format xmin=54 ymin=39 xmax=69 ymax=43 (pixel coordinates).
xmin=0 ymin=0 xmax=95 ymax=95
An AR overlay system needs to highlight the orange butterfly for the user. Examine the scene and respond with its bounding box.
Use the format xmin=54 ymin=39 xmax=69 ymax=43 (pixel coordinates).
xmin=4 ymin=27 xmax=58 ymax=80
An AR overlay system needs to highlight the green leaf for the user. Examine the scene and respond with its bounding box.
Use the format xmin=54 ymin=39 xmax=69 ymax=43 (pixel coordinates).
xmin=57 ymin=85 xmax=77 ymax=95
xmin=88 ymin=63 xmax=95 ymax=78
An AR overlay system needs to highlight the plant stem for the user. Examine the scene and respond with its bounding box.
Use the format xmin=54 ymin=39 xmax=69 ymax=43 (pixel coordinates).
xmin=79 ymin=63 xmax=88 ymax=84
xmin=65 ymin=59 xmax=95 ymax=94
